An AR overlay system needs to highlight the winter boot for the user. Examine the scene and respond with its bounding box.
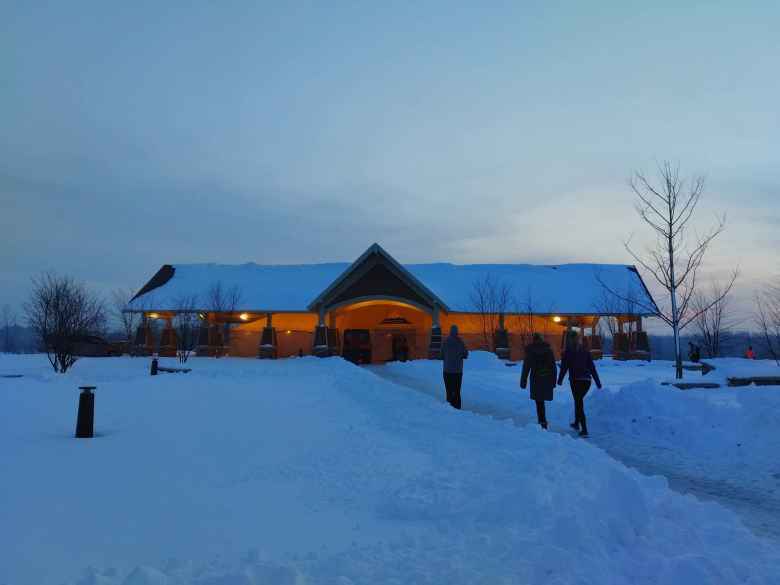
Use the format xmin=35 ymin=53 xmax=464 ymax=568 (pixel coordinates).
xmin=570 ymin=421 xmax=580 ymax=431
xmin=540 ymin=421 xmax=548 ymax=430
xmin=578 ymin=428 xmax=589 ymax=438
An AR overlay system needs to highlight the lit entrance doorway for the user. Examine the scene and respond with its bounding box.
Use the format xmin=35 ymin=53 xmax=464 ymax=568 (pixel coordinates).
xmin=330 ymin=300 xmax=431 ymax=364
xmin=343 ymin=329 xmax=372 ymax=364
xmin=390 ymin=333 xmax=411 ymax=362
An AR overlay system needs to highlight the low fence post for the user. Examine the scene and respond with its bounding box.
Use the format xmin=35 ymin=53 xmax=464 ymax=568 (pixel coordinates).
xmin=75 ymin=386 xmax=96 ymax=438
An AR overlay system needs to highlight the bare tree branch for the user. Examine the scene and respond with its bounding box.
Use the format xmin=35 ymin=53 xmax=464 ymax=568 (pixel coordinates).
xmin=690 ymin=275 xmax=738 ymax=357
xmin=24 ymin=273 xmax=106 ymax=373
xmin=470 ymin=274 xmax=511 ymax=351
xmin=613 ymin=161 xmax=731 ymax=377
xmin=172 ymin=294 xmax=200 ymax=363
xmin=111 ymin=288 xmax=141 ymax=352
xmin=755 ymin=280 xmax=780 ymax=365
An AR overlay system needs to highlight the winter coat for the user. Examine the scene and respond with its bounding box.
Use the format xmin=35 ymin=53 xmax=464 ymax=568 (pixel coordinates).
xmin=558 ymin=347 xmax=602 ymax=388
xmin=520 ymin=340 xmax=557 ymax=401
xmin=441 ymin=334 xmax=469 ymax=373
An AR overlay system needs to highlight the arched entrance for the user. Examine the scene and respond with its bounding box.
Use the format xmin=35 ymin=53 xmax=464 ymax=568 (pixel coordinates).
xmin=329 ymin=299 xmax=432 ymax=364
xmin=307 ymin=244 xmax=449 ymax=360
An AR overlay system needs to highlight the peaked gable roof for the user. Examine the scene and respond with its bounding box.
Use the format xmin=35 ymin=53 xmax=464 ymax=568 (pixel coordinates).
xmin=306 ymin=243 xmax=449 ymax=312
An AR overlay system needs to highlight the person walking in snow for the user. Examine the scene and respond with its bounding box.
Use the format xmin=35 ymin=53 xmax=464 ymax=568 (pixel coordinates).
xmin=745 ymin=345 xmax=756 ymax=360
xmin=520 ymin=333 xmax=557 ymax=429
xmin=557 ymin=331 xmax=602 ymax=437
xmin=688 ymin=341 xmax=701 ymax=363
xmin=441 ymin=324 xmax=469 ymax=409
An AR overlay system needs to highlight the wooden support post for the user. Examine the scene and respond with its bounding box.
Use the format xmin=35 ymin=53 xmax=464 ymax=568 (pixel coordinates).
xmin=428 ymin=303 xmax=443 ymax=359
xmin=313 ymin=304 xmax=330 ymax=357
xmin=258 ymin=313 xmax=277 ymax=359
xmin=494 ymin=312 xmax=510 ymax=360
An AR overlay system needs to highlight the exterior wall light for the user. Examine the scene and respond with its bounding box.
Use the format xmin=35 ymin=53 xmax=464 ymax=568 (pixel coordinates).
xmin=553 ymin=316 xmax=562 ymax=323
xmin=239 ymin=313 xmax=250 ymax=321
xmin=148 ymin=312 xmax=160 ymax=319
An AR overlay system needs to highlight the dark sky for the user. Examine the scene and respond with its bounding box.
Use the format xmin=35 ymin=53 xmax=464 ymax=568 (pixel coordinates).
xmin=2 ymin=1 xmax=778 ymax=322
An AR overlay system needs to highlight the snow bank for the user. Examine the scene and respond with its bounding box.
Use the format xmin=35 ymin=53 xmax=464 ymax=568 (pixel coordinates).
xmin=1 ymin=355 xmax=778 ymax=585
xmin=380 ymin=353 xmax=780 ymax=539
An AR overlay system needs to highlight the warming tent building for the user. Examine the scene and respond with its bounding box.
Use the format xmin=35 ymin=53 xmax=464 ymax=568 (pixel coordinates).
xmin=126 ymin=243 xmax=657 ymax=362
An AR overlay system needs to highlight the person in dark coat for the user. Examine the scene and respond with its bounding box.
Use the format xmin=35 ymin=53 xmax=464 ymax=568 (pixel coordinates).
xmin=557 ymin=331 xmax=602 ymax=437
xmin=520 ymin=333 xmax=557 ymax=429
xmin=441 ymin=324 xmax=469 ymax=409
xmin=688 ymin=342 xmax=701 ymax=363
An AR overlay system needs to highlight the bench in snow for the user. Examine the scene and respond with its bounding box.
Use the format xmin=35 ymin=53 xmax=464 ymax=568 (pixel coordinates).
xmin=727 ymin=376 xmax=780 ymax=387
xmin=662 ymin=381 xmax=721 ymax=390
xmin=158 ymin=366 xmax=191 ymax=374
xmin=680 ymin=362 xmax=716 ymax=375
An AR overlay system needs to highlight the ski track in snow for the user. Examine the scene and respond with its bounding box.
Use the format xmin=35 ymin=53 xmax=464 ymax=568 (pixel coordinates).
xmin=367 ymin=361 xmax=780 ymax=543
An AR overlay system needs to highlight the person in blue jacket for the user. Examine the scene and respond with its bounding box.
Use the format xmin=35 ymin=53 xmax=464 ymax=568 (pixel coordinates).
xmin=557 ymin=331 xmax=602 ymax=437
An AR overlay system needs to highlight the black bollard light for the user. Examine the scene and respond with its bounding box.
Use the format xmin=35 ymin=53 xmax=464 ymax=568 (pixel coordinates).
xmin=75 ymin=386 xmax=96 ymax=438
xmin=150 ymin=356 xmax=159 ymax=376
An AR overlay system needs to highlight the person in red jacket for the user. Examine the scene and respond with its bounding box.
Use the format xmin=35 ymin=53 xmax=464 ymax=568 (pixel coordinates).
xmin=745 ymin=346 xmax=756 ymax=359
xmin=557 ymin=331 xmax=602 ymax=437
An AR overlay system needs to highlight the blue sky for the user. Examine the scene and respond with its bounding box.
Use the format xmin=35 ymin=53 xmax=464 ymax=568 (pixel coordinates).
xmin=1 ymin=1 xmax=778 ymax=322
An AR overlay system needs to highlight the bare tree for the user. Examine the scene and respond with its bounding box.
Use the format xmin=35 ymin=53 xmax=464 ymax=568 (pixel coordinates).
xmin=595 ymin=287 xmax=635 ymax=337
xmin=691 ymin=280 xmax=736 ymax=358
xmin=208 ymin=282 xmax=242 ymax=315
xmin=2 ymin=304 xmax=18 ymax=353
xmin=24 ymin=273 xmax=106 ymax=373
xmin=111 ymin=288 xmax=142 ymax=349
xmin=207 ymin=282 xmax=243 ymax=355
xmin=511 ymin=288 xmax=536 ymax=350
xmin=603 ymin=161 xmax=736 ymax=378
xmin=470 ymin=274 xmax=511 ymax=351
xmin=172 ymin=295 xmax=200 ymax=363
xmin=755 ymin=280 xmax=780 ymax=365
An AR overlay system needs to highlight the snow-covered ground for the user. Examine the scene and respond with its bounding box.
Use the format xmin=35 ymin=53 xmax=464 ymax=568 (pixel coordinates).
xmin=1 ymin=353 xmax=779 ymax=585
xmin=376 ymin=355 xmax=780 ymax=540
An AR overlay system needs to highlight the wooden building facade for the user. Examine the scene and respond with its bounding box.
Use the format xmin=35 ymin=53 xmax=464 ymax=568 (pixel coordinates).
xmin=127 ymin=244 xmax=657 ymax=362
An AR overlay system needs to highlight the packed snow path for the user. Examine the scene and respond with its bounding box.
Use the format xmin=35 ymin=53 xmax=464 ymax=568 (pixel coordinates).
xmin=369 ymin=356 xmax=780 ymax=542
xmin=2 ymin=354 xmax=779 ymax=585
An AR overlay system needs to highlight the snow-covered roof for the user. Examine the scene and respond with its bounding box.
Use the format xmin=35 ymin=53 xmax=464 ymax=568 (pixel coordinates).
xmin=128 ymin=263 xmax=349 ymax=313
xmin=405 ymin=263 xmax=656 ymax=315
xmin=128 ymin=248 xmax=657 ymax=316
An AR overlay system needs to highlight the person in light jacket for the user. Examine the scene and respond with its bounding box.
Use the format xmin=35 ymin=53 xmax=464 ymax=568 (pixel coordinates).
xmin=557 ymin=331 xmax=602 ymax=437
xmin=441 ymin=324 xmax=469 ymax=409
xmin=520 ymin=333 xmax=558 ymax=429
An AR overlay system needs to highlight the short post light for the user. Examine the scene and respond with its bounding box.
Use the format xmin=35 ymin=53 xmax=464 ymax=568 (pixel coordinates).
xmin=75 ymin=386 xmax=96 ymax=438
xmin=150 ymin=353 xmax=159 ymax=376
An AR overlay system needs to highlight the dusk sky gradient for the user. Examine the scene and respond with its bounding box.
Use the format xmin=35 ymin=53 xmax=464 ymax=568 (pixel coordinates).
xmin=2 ymin=1 xmax=778 ymax=324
